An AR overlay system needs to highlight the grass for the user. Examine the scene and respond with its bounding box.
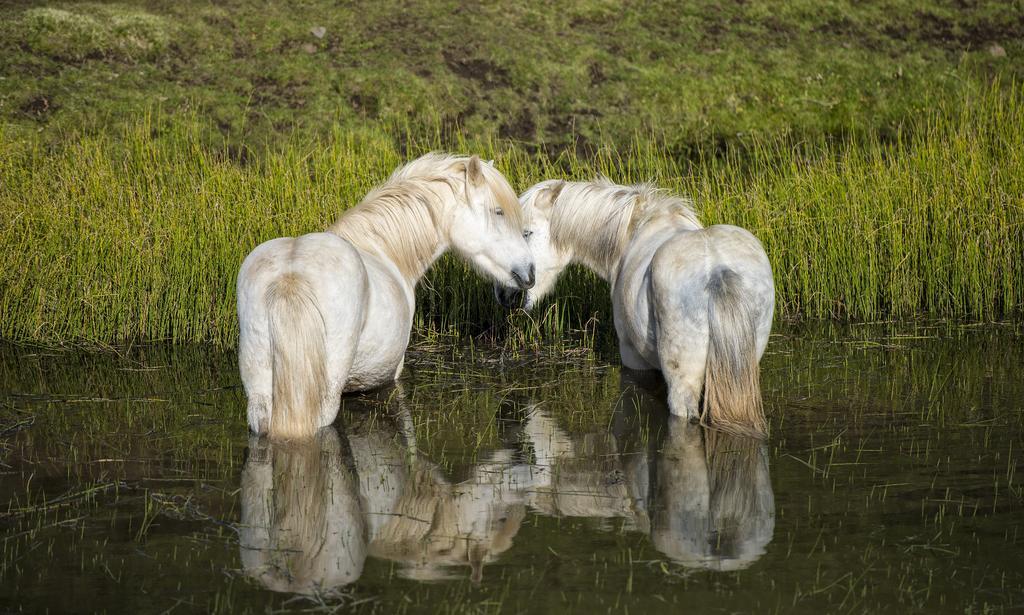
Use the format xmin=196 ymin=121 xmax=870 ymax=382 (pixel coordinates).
xmin=0 ymin=0 xmax=1021 ymax=153
xmin=1 ymin=1 xmax=1022 ymax=346
xmin=0 ymin=79 xmax=1021 ymax=346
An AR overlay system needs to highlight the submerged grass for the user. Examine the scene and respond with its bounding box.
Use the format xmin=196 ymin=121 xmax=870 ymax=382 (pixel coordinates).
xmin=0 ymin=81 xmax=1021 ymax=345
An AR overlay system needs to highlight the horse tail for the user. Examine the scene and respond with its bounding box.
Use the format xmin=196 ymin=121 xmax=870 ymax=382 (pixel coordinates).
xmin=266 ymin=272 xmax=328 ymax=441
xmin=703 ymin=268 xmax=767 ymax=438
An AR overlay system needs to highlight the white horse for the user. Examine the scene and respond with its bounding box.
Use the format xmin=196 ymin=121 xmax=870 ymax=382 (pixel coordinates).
xmin=497 ymin=179 xmax=774 ymax=436
xmin=238 ymin=154 xmax=534 ymax=440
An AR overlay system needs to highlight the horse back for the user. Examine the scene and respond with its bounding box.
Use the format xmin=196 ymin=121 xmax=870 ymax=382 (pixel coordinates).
xmin=239 ymin=232 xmax=365 ymax=295
xmin=649 ymin=224 xmax=774 ymax=356
xmin=649 ymin=226 xmax=770 ymax=299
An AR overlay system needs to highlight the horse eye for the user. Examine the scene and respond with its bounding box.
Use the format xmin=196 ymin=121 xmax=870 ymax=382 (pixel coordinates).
xmin=493 ymin=208 xmax=505 ymax=216
xmin=523 ymin=230 xmax=533 ymax=239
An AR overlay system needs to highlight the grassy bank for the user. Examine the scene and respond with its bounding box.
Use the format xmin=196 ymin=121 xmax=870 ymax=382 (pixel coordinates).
xmin=1 ymin=1 xmax=1021 ymax=152
xmin=1 ymin=82 xmax=1021 ymax=346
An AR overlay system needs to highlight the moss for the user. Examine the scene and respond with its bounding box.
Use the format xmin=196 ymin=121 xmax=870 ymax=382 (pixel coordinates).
xmin=17 ymin=5 xmax=171 ymax=62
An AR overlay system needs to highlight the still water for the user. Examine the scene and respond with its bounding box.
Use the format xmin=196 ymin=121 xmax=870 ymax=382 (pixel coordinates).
xmin=1 ymin=322 xmax=1022 ymax=613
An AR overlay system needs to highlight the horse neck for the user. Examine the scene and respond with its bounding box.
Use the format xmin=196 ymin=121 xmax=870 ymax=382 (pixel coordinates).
xmin=328 ymin=181 xmax=455 ymax=287
xmin=552 ymin=187 xmax=704 ymax=285
xmin=551 ymin=192 xmax=633 ymax=281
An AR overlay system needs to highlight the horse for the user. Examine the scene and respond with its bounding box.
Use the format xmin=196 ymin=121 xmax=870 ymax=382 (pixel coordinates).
xmin=237 ymin=154 xmax=535 ymax=440
xmin=496 ymin=179 xmax=774 ymax=437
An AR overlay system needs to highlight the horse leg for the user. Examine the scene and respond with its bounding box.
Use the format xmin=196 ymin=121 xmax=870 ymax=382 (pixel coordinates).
xmin=659 ymin=333 xmax=708 ymax=423
xmin=654 ymin=300 xmax=710 ymax=423
xmin=270 ymin=235 xmax=369 ymax=432
xmin=239 ymin=302 xmax=274 ymax=435
xmin=619 ymin=336 xmax=656 ymax=371
xmin=319 ymin=278 xmax=369 ymax=431
xmin=320 ymin=319 xmax=362 ymax=430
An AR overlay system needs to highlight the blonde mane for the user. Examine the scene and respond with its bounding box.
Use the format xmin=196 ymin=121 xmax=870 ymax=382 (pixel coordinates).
xmin=550 ymin=179 xmax=702 ymax=277
xmin=328 ymin=153 xmax=524 ymax=282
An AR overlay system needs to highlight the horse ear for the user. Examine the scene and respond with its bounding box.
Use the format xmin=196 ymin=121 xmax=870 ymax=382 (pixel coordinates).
xmin=465 ymin=155 xmax=484 ymax=186
xmin=539 ymin=181 xmax=565 ymax=210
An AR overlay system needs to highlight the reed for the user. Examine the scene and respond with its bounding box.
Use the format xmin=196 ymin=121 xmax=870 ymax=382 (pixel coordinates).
xmin=1 ymin=82 xmax=1021 ymax=346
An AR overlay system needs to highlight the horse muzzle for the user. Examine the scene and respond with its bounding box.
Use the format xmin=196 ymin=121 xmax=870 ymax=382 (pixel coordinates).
xmin=511 ymin=264 xmax=535 ymax=290
xmin=494 ymin=284 xmax=526 ymax=310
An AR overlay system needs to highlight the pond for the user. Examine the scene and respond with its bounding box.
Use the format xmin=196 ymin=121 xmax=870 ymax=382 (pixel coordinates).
xmin=1 ymin=322 xmax=1022 ymax=613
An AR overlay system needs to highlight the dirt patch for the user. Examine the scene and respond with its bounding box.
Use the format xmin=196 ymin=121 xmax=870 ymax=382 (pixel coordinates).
xmin=443 ymin=51 xmax=511 ymax=89
xmin=959 ymin=17 xmax=1024 ymax=47
xmin=812 ymin=15 xmax=861 ymax=37
xmin=20 ymin=94 xmax=57 ymax=120
xmin=544 ymin=107 xmax=602 ymax=154
xmin=499 ymin=109 xmax=536 ymax=141
xmin=347 ymin=91 xmax=380 ymax=118
xmin=201 ymin=12 xmax=234 ymax=31
xmin=250 ymin=75 xmax=308 ymax=110
xmin=882 ymin=11 xmax=1024 ymax=49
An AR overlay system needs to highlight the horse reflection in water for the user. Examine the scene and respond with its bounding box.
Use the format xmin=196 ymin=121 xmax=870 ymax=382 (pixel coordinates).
xmin=650 ymin=422 xmax=775 ymax=570
xmin=239 ymin=428 xmax=366 ymax=594
xmin=346 ymin=405 xmax=527 ymax=582
xmin=521 ymin=373 xmax=774 ymax=570
xmin=240 ymin=388 xmax=530 ymax=591
xmin=517 ymin=407 xmax=648 ymax=532
xmin=239 ymin=376 xmax=774 ymax=594
xmin=622 ymin=376 xmax=776 ymax=570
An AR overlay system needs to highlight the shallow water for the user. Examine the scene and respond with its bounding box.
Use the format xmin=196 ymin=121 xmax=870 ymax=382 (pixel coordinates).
xmin=1 ymin=322 xmax=1022 ymax=614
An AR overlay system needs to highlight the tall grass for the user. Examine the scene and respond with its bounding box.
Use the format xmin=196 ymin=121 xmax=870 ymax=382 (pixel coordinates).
xmin=1 ymin=82 xmax=1021 ymax=346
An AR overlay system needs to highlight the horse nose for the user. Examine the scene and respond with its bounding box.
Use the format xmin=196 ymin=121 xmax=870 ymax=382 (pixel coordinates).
xmin=513 ymin=264 xmax=535 ymax=290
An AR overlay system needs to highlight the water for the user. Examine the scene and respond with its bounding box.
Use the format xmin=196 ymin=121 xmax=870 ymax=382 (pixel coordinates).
xmin=1 ymin=322 xmax=1022 ymax=613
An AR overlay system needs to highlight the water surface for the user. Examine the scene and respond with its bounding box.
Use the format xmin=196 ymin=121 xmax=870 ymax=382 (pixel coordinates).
xmin=1 ymin=322 xmax=1022 ymax=613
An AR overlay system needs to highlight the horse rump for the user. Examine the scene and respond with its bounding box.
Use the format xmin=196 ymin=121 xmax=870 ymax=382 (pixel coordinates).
xmin=266 ymin=272 xmax=328 ymax=440
xmin=703 ymin=268 xmax=767 ymax=437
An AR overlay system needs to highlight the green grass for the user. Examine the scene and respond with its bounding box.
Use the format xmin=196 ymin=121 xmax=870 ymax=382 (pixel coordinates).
xmin=2 ymin=0 xmax=1023 ymax=346
xmin=1 ymin=0 xmax=1022 ymax=152
xmin=0 ymin=80 xmax=1021 ymax=345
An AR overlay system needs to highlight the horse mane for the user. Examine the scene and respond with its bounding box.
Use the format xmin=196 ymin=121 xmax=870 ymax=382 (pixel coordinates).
xmin=328 ymin=153 xmax=523 ymax=281
xmin=551 ymin=179 xmax=702 ymax=276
